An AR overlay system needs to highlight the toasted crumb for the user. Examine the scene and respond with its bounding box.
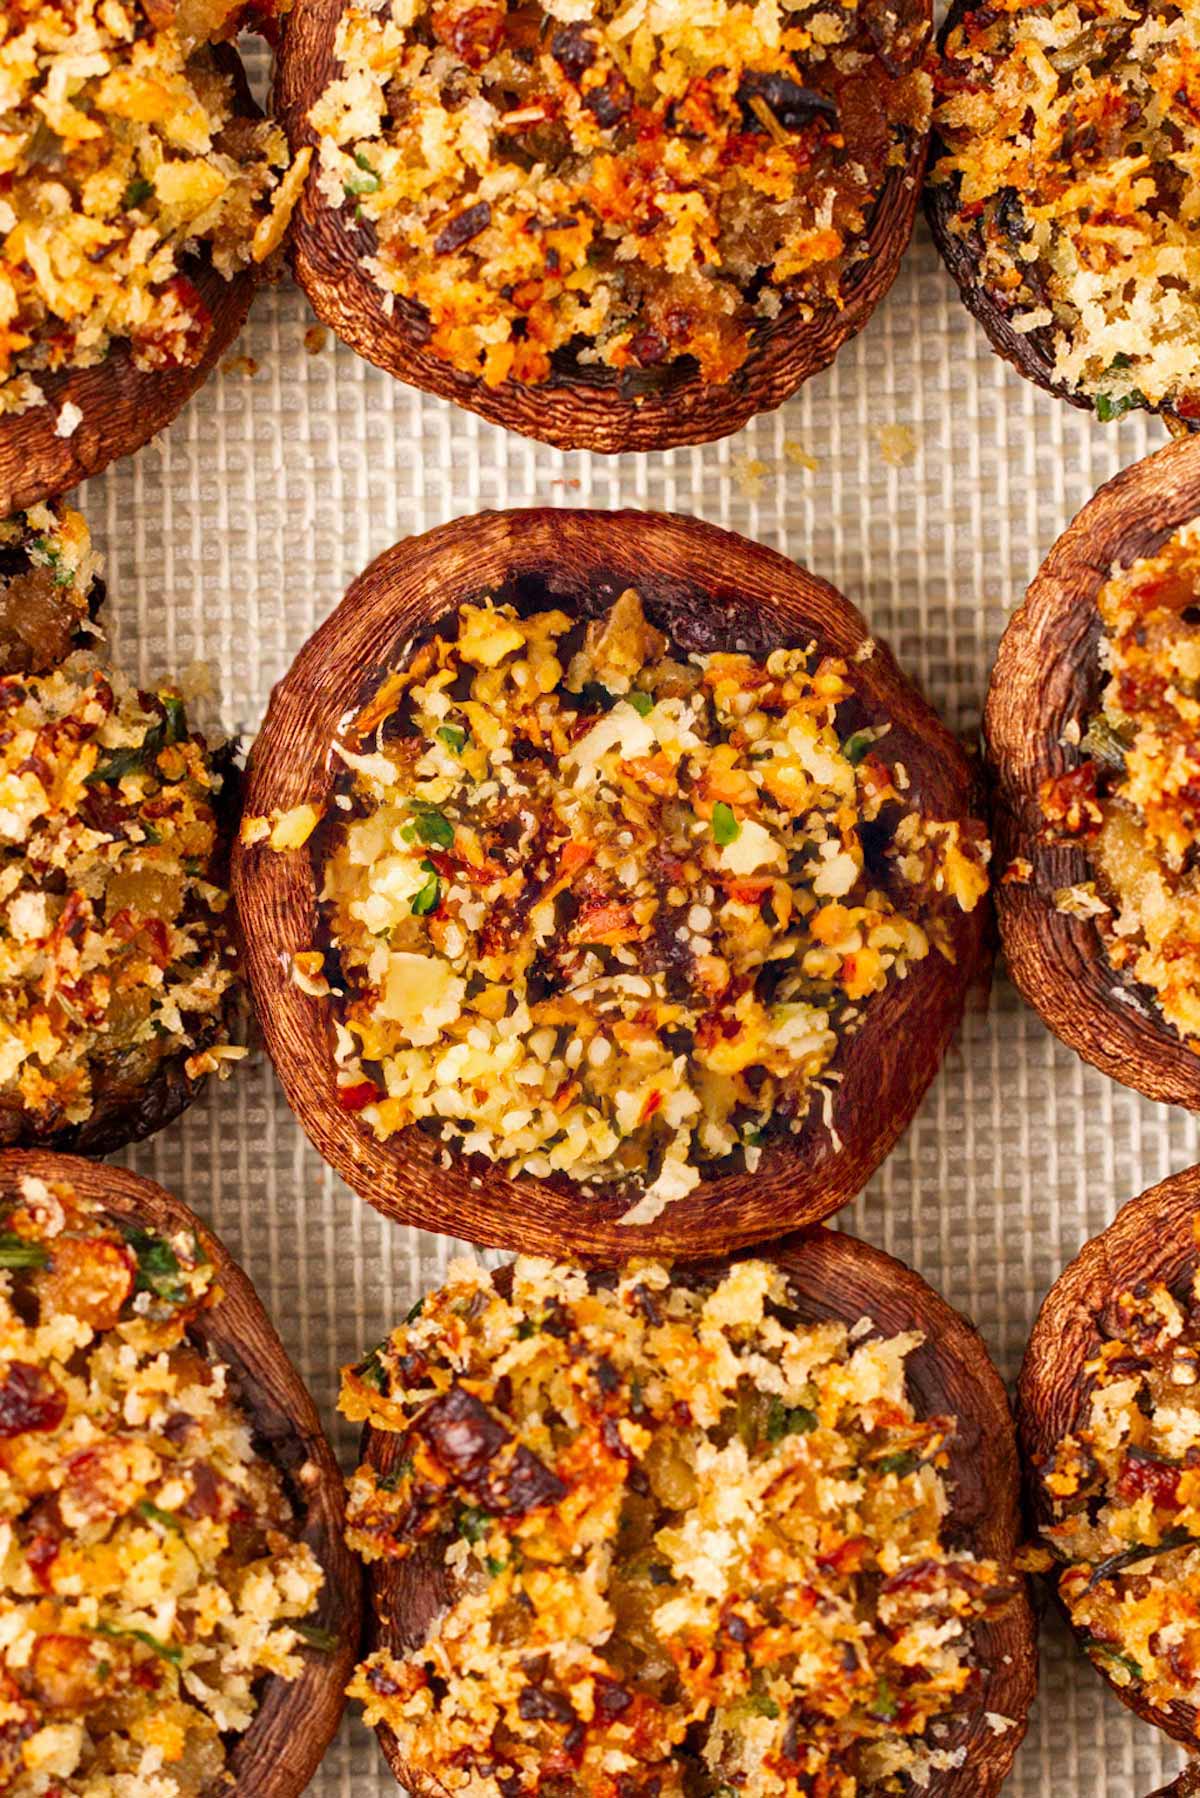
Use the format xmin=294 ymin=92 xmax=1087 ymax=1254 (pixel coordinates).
xmin=875 ymin=422 xmax=917 ymax=468
xmin=1053 ymin=882 xmax=1110 ymax=919
xmin=783 ymin=437 xmax=820 ymax=472
xmin=304 ymin=325 xmax=328 ymax=355
xmin=732 ymin=454 xmax=770 ymax=499
xmin=222 ymin=355 xmax=259 ymax=379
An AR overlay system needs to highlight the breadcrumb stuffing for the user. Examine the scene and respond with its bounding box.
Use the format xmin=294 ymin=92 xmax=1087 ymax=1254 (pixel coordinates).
xmin=308 ymin=0 xmax=931 ymax=387
xmin=297 ymin=590 xmax=990 ymax=1211
xmin=344 ymin=1255 xmax=1012 ymax=1797
xmin=1035 ymin=1254 xmax=1200 ymax=1716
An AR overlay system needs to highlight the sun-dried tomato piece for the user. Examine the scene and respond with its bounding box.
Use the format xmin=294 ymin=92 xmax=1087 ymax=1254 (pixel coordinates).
xmin=0 ymin=1362 xmax=65 ymax=1437
xmin=414 ymin=1384 xmax=566 ymax=1513
xmin=1116 ymin=1450 xmax=1183 ymax=1511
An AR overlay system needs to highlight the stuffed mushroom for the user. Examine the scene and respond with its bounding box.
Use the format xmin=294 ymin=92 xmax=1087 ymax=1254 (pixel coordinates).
xmin=276 ymin=0 xmax=933 ymax=451
xmin=343 ymin=1234 xmax=1036 ymax=1795
xmin=234 ymin=508 xmax=990 ymax=1258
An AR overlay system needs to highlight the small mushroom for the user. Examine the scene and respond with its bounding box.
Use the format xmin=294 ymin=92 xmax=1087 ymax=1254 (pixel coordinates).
xmin=0 ymin=47 xmax=264 ymax=515
xmin=1018 ymin=1164 xmax=1200 ymax=1795
xmin=232 ymin=507 xmax=989 ymax=1259
xmin=985 ymin=436 xmax=1200 ymax=1106
xmin=274 ymin=0 xmax=931 ymax=453
xmin=0 ymin=1148 xmax=362 ymax=1797
xmin=361 ymin=1229 xmax=1037 ymax=1795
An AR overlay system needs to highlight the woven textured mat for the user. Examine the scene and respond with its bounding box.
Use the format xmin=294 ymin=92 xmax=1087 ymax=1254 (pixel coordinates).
xmin=81 ymin=211 xmax=1192 ymax=1794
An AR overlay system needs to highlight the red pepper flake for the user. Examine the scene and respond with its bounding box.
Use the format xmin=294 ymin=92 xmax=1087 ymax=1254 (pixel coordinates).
xmin=337 ymin=1080 xmax=380 ymax=1112
xmin=0 ymin=1363 xmax=66 ymax=1438
xmin=639 ymin=1089 xmax=663 ymax=1124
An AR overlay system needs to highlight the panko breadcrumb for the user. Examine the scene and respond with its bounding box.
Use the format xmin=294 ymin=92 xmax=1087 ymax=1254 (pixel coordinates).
xmin=1041 ymin=519 xmax=1200 ymax=1043
xmin=0 ymin=0 xmax=302 ymax=415
xmin=344 ymin=1254 xmax=1012 ymax=1796
xmin=308 ymin=0 xmax=931 ymax=388
xmin=932 ymin=0 xmax=1200 ymax=420
xmin=0 ymin=1171 xmax=323 ymax=1797
xmin=305 ymin=588 xmax=989 ymax=1217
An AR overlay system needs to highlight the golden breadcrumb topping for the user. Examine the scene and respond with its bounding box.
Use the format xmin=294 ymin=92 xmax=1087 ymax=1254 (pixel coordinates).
xmin=1044 ymin=519 xmax=1200 ymax=1043
xmin=0 ymin=646 xmax=241 ymax=1146
xmin=1034 ymin=1241 xmax=1200 ymax=1716
xmin=309 ymin=0 xmax=931 ymax=387
xmin=0 ymin=0 xmax=308 ymax=417
xmin=344 ymin=1255 xmax=1011 ymax=1797
xmin=0 ymin=505 xmax=100 ymax=679
xmin=305 ymin=589 xmax=988 ymax=1220
xmin=0 ymin=1172 xmax=323 ymax=1797
xmin=931 ymin=0 xmax=1200 ymax=420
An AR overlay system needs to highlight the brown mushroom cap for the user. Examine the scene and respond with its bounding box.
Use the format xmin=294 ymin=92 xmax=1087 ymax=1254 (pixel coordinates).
xmin=275 ymin=0 xmax=930 ymax=454
xmin=0 ymin=1148 xmax=361 ymax=1798
xmin=233 ymin=506 xmax=988 ymax=1260
xmin=923 ymin=0 xmax=1194 ymax=437
xmin=359 ymin=1228 xmax=1037 ymax=1796
xmin=1018 ymin=1163 xmax=1200 ymax=1754
xmin=984 ymin=435 xmax=1200 ymax=1106
xmin=0 ymin=46 xmax=261 ymax=515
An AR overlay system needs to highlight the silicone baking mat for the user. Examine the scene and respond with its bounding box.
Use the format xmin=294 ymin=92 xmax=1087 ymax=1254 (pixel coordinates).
xmin=82 ymin=210 xmax=1190 ymax=1794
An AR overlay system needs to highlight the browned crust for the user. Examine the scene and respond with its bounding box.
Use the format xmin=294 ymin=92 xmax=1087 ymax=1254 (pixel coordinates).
xmin=1018 ymin=1164 xmax=1200 ymax=1751
xmin=984 ymin=435 xmax=1200 ymax=1107
xmin=923 ymin=0 xmax=1195 ymax=435
xmin=359 ymin=1228 xmax=1037 ymax=1796
xmin=0 ymin=1148 xmax=362 ymax=1798
xmin=233 ymin=506 xmax=989 ymax=1260
xmin=0 ymin=45 xmax=261 ymax=515
xmin=275 ymin=0 xmax=929 ymax=454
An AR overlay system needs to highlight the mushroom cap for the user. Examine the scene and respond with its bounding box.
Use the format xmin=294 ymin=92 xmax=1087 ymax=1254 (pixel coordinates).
xmin=0 ymin=45 xmax=261 ymax=515
xmin=0 ymin=1148 xmax=362 ymax=1798
xmin=360 ymin=1229 xmax=1037 ymax=1797
xmin=985 ymin=435 xmax=1200 ymax=1107
xmin=1018 ymin=1162 xmax=1200 ymax=1748
xmin=233 ymin=506 xmax=988 ymax=1260
xmin=923 ymin=0 xmax=1197 ymax=436
xmin=275 ymin=0 xmax=930 ymax=453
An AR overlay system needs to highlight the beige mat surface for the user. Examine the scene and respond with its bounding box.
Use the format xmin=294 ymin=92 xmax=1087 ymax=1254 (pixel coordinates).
xmin=80 ymin=210 xmax=1192 ymax=1794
